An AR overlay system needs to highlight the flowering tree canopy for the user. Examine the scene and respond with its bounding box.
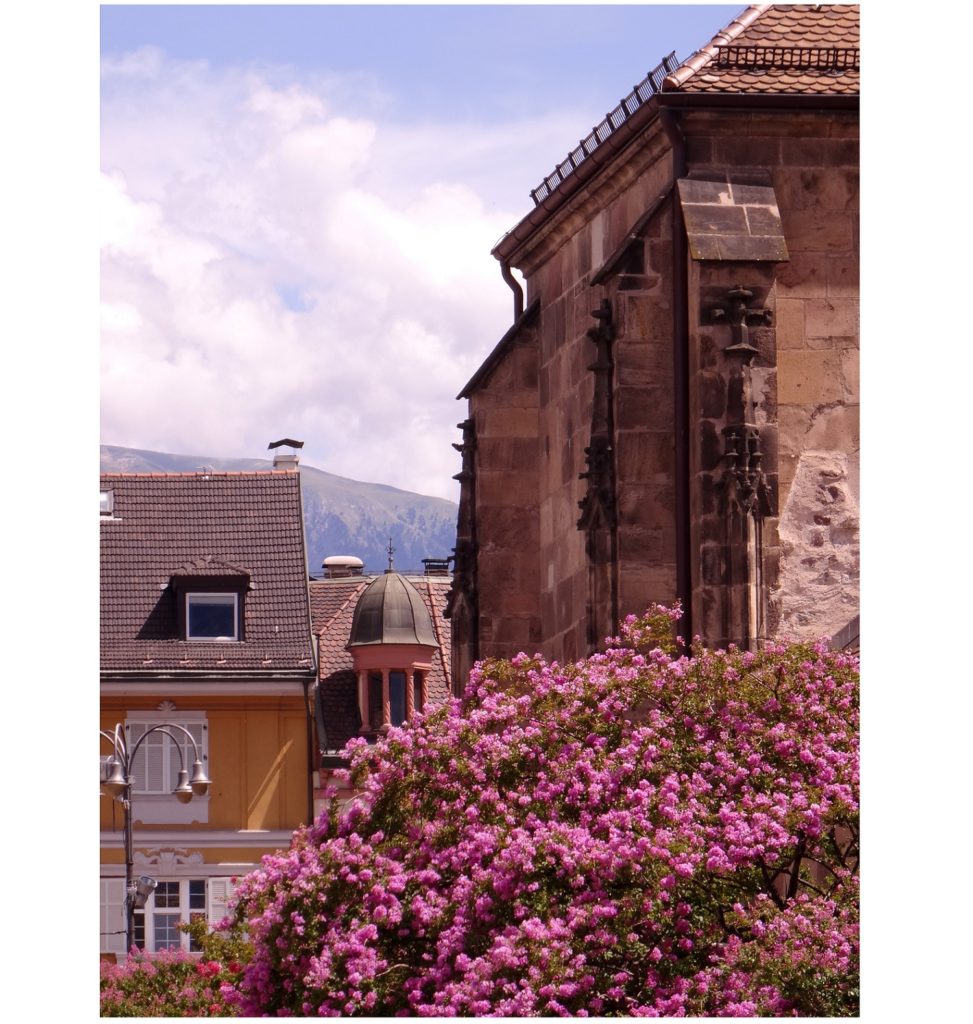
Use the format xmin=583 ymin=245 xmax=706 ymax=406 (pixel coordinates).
xmin=226 ymin=607 xmax=859 ymax=1016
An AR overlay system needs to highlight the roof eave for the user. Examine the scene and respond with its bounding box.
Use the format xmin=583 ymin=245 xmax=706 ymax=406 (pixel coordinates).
xmin=491 ymin=92 xmax=665 ymax=265
xmin=656 ymin=90 xmax=859 ymax=110
xmin=100 ymin=665 xmax=317 ymax=680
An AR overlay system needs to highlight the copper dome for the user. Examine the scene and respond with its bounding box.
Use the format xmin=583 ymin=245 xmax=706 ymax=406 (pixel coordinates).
xmin=347 ymin=572 xmax=439 ymax=648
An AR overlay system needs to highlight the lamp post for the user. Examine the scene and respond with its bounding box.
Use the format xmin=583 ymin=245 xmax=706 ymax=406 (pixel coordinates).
xmin=100 ymin=722 xmax=211 ymax=954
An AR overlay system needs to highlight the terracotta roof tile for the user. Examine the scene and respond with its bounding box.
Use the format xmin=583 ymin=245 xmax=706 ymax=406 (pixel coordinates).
xmin=101 ymin=472 xmax=315 ymax=674
xmin=310 ymin=575 xmax=453 ymax=752
xmin=664 ymin=5 xmax=859 ymax=97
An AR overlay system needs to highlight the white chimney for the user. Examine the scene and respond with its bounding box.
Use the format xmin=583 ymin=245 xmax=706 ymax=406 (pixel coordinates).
xmin=268 ymin=438 xmax=303 ymax=471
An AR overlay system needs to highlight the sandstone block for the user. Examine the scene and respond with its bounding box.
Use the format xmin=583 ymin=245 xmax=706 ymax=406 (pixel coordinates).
xmin=616 ymin=482 xmax=675 ymax=527
xmin=826 ymin=254 xmax=859 ymax=297
xmin=476 ymin=471 xmax=538 ymax=508
xmin=805 ymin=298 xmax=858 ymax=342
xmin=841 ymin=349 xmax=859 ymax=402
xmin=780 ymin=138 xmax=858 ymax=170
xmin=776 ymin=251 xmax=829 ymax=296
xmin=713 ymin=136 xmax=782 ymax=166
xmin=616 ymin=432 xmax=674 ymax=481
xmin=775 ymin=297 xmax=806 ymax=350
xmin=617 ymin=527 xmax=664 ymax=563
xmin=477 ymin=406 xmax=538 ymax=439
xmin=615 ymin=384 xmax=674 ymax=430
xmin=686 ymin=134 xmax=713 ymax=164
xmin=615 ymin=340 xmax=672 ymax=387
xmin=777 ymin=350 xmax=844 ymax=406
xmin=477 ymin=506 xmax=540 ymax=549
xmin=777 ymin=406 xmax=813 ymax=457
xmin=782 ymin=210 xmax=854 ymax=252
xmin=625 ymin=294 xmax=674 ymax=343
xmin=477 ymin=437 xmax=540 ymax=473
xmin=618 ymin=564 xmax=679 ymax=615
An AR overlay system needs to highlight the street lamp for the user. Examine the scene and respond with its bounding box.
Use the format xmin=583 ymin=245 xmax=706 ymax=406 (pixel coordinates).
xmin=100 ymin=722 xmax=211 ymax=954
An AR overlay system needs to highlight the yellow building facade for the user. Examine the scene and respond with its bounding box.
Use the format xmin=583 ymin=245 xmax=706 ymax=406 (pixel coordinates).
xmin=100 ymin=464 xmax=316 ymax=956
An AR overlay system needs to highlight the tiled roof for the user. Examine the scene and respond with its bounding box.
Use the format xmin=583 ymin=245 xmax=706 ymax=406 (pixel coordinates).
xmin=310 ymin=575 xmax=453 ymax=752
xmin=101 ymin=472 xmax=315 ymax=675
xmin=664 ymin=5 xmax=859 ymax=96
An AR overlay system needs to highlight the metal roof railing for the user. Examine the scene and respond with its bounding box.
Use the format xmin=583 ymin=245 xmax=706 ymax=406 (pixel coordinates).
xmin=714 ymin=45 xmax=860 ymax=70
xmin=529 ymin=51 xmax=681 ymax=207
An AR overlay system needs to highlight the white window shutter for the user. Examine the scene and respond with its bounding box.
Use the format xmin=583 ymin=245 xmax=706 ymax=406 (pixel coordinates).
xmin=101 ymin=878 xmax=127 ymax=955
xmin=207 ymin=877 xmax=238 ymax=925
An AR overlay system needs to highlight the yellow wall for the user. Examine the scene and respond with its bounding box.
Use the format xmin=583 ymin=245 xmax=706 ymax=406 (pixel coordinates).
xmin=100 ymin=695 xmax=309 ymax=834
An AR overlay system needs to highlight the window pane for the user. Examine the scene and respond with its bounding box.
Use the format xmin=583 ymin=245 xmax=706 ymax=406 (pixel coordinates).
xmin=153 ymin=914 xmax=182 ymax=951
xmin=189 ymin=879 xmax=206 ymax=909
xmin=187 ymin=596 xmax=236 ymax=639
xmin=413 ymin=671 xmax=424 ymax=713
xmin=133 ymin=911 xmax=145 ymax=950
xmin=155 ymin=881 xmax=180 ymax=908
xmin=390 ymin=671 xmax=406 ymax=726
xmin=368 ymin=674 xmax=383 ymax=732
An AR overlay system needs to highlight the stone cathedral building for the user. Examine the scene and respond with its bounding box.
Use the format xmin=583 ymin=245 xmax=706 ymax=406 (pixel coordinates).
xmin=447 ymin=4 xmax=859 ymax=681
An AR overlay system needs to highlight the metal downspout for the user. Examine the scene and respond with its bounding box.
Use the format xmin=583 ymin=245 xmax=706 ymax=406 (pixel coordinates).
xmin=499 ymin=260 xmax=524 ymax=321
xmin=660 ymin=108 xmax=693 ymax=645
xmin=303 ymin=634 xmax=319 ymax=825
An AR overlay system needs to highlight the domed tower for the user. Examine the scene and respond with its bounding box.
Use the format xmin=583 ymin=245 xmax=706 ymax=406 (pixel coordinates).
xmin=348 ymin=568 xmax=440 ymax=735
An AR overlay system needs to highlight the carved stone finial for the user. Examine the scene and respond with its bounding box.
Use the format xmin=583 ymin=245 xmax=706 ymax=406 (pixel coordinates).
xmin=710 ymin=283 xmax=772 ymax=361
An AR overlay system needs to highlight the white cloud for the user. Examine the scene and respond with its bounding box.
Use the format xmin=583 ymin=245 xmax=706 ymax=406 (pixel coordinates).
xmin=101 ymin=55 xmax=575 ymax=499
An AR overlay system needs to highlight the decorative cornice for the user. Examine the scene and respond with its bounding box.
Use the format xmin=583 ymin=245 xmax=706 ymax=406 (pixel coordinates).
xmin=100 ymin=829 xmax=297 ymax=849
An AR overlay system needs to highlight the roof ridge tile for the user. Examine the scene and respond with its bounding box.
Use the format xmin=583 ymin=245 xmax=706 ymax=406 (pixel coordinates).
xmin=664 ymin=4 xmax=772 ymax=90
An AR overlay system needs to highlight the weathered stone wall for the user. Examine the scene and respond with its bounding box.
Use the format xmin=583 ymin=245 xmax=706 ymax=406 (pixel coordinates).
xmin=681 ymin=109 xmax=859 ymax=643
xmin=772 ymin=114 xmax=859 ymax=641
xmin=611 ymin=205 xmax=679 ymax=629
xmin=469 ymin=327 xmax=543 ymax=659
xmin=466 ymin=105 xmax=858 ymax=662
xmin=520 ymin=131 xmax=677 ymax=662
xmin=687 ymin=259 xmax=778 ymax=649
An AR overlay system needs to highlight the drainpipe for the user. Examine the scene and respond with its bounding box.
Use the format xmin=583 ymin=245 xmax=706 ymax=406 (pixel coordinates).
xmin=303 ymin=635 xmax=319 ymax=826
xmin=660 ymin=107 xmax=692 ymax=645
xmin=499 ymin=260 xmax=524 ymax=321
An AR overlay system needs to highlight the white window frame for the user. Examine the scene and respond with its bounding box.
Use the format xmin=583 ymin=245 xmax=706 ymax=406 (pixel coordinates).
xmin=185 ymin=591 xmax=239 ymax=641
xmin=125 ymin=712 xmax=210 ymax=824
xmin=128 ymin=876 xmax=237 ymax=954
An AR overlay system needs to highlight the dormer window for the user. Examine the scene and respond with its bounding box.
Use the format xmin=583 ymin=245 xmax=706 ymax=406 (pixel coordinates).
xmin=100 ymin=489 xmax=114 ymax=516
xmin=168 ymin=559 xmax=250 ymax=643
xmin=186 ymin=592 xmax=239 ymax=641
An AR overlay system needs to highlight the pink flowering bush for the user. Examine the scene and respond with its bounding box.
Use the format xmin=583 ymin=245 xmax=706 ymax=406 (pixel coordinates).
xmin=225 ymin=606 xmax=859 ymax=1016
xmin=100 ymin=919 xmax=249 ymax=1016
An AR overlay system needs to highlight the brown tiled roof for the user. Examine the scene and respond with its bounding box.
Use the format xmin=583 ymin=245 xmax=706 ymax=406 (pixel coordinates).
xmin=310 ymin=575 xmax=453 ymax=752
xmin=101 ymin=472 xmax=315 ymax=675
xmin=664 ymin=5 xmax=859 ymax=96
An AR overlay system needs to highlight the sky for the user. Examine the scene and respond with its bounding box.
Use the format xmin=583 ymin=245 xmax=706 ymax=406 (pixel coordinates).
xmin=100 ymin=3 xmax=737 ymax=500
